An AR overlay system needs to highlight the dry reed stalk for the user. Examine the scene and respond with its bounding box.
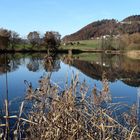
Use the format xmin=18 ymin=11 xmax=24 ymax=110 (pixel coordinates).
xmin=4 ymin=99 xmax=9 ymax=140
xmin=0 ymin=73 xmax=140 ymax=140
xmin=22 ymin=74 xmax=140 ymax=140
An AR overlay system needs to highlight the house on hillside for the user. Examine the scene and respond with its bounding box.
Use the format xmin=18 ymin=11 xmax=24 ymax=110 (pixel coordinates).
xmin=102 ymin=35 xmax=110 ymax=39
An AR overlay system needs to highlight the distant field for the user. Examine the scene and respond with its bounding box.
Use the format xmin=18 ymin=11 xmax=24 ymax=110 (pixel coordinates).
xmin=60 ymin=39 xmax=101 ymax=51
xmin=60 ymin=37 xmax=140 ymax=52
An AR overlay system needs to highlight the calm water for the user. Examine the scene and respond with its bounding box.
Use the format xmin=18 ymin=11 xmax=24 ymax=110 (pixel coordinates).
xmin=0 ymin=53 xmax=140 ymax=112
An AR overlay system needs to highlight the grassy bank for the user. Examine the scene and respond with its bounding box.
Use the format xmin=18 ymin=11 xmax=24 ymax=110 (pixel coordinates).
xmin=1 ymin=37 xmax=140 ymax=54
xmin=61 ymin=34 xmax=140 ymax=52
xmin=125 ymin=50 xmax=140 ymax=59
xmin=60 ymin=39 xmax=101 ymax=51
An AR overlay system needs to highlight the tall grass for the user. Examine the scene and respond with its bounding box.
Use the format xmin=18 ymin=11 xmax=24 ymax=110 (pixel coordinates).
xmin=0 ymin=73 xmax=140 ymax=139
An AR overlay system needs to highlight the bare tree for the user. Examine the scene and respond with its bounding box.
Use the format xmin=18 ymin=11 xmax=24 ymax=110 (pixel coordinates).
xmin=27 ymin=31 xmax=40 ymax=48
xmin=44 ymin=31 xmax=61 ymax=53
xmin=9 ymin=31 xmax=21 ymax=49
xmin=0 ymin=28 xmax=11 ymax=50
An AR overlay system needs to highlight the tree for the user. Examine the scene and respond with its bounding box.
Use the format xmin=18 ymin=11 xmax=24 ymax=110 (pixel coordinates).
xmin=9 ymin=31 xmax=21 ymax=49
xmin=52 ymin=31 xmax=61 ymax=46
xmin=27 ymin=31 xmax=40 ymax=47
xmin=44 ymin=31 xmax=61 ymax=52
xmin=0 ymin=28 xmax=11 ymax=50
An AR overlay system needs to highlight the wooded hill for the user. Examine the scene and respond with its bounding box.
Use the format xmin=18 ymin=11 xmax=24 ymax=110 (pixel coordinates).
xmin=63 ymin=15 xmax=140 ymax=41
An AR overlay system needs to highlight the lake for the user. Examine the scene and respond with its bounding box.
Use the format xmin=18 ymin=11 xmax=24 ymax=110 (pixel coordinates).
xmin=0 ymin=53 xmax=140 ymax=113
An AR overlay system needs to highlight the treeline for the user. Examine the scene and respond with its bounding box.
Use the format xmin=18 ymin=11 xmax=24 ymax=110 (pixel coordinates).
xmin=123 ymin=15 xmax=140 ymax=22
xmin=63 ymin=15 xmax=140 ymax=41
xmin=0 ymin=28 xmax=61 ymax=51
xmin=63 ymin=19 xmax=119 ymax=41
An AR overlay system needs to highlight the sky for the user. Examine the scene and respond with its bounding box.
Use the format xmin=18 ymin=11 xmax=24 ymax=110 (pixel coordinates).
xmin=0 ymin=0 xmax=140 ymax=37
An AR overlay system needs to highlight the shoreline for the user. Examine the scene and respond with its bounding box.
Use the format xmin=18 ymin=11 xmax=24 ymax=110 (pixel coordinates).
xmin=0 ymin=49 xmax=124 ymax=54
xmin=125 ymin=50 xmax=140 ymax=59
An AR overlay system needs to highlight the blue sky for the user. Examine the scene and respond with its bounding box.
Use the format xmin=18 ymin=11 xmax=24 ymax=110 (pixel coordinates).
xmin=0 ymin=0 xmax=140 ymax=37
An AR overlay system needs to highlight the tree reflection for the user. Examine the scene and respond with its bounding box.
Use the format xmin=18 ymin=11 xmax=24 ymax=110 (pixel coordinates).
xmin=9 ymin=54 xmax=20 ymax=71
xmin=0 ymin=54 xmax=21 ymax=74
xmin=43 ymin=54 xmax=60 ymax=72
xmin=26 ymin=54 xmax=46 ymax=72
xmin=67 ymin=53 xmax=140 ymax=87
xmin=0 ymin=54 xmax=10 ymax=74
xmin=27 ymin=58 xmax=40 ymax=72
xmin=26 ymin=53 xmax=60 ymax=72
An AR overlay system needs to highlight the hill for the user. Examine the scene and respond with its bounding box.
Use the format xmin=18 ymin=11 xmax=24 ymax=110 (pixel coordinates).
xmin=63 ymin=15 xmax=140 ymax=41
xmin=123 ymin=15 xmax=140 ymax=22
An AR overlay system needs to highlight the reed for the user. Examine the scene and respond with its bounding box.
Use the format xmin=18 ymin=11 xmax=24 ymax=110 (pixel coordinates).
xmin=24 ymin=73 xmax=140 ymax=139
xmin=0 ymin=73 xmax=140 ymax=139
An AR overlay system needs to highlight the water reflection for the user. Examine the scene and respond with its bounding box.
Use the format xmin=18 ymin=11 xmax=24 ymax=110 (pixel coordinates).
xmin=0 ymin=52 xmax=139 ymax=114
xmin=27 ymin=58 xmax=40 ymax=72
xmin=0 ymin=53 xmax=61 ymax=74
xmin=63 ymin=53 xmax=140 ymax=87
xmin=0 ymin=53 xmax=140 ymax=88
xmin=0 ymin=54 xmax=11 ymax=74
xmin=44 ymin=54 xmax=60 ymax=72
